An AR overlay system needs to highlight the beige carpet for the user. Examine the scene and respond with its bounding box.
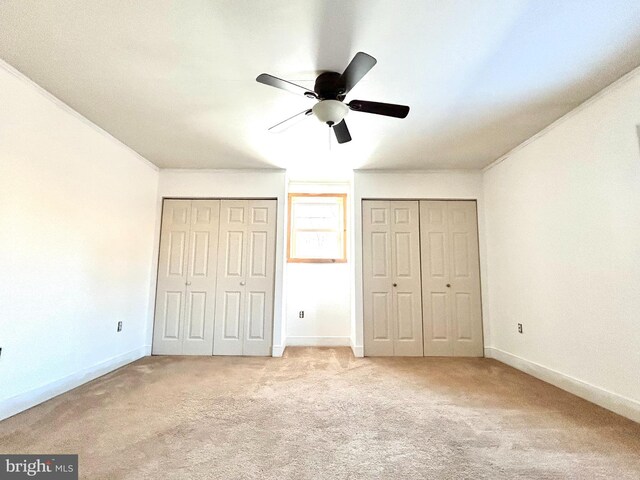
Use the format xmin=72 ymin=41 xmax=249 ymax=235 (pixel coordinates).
xmin=1 ymin=347 xmax=639 ymax=479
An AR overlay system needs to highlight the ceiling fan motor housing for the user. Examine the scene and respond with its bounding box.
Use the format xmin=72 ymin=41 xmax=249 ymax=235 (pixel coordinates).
xmin=314 ymin=72 xmax=347 ymax=100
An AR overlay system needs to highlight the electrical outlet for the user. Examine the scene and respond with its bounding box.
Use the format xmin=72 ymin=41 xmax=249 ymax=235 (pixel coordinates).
xmin=298 ymin=311 xmax=304 ymax=319
xmin=117 ymin=321 xmax=123 ymax=332
xmin=517 ymin=323 xmax=523 ymax=334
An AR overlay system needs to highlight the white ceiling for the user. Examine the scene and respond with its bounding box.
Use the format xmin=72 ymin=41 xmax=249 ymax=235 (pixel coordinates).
xmin=2 ymin=1 xmax=640 ymax=177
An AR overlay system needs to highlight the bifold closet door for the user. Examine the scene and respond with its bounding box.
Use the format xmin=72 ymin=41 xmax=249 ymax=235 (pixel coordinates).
xmin=152 ymin=200 xmax=220 ymax=355
xmin=362 ymin=201 xmax=423 ymax=356
xmin=214 ymin=200 xmax=276 ymax=356
xmin=420 ymin=201 xmax=483 ymax=357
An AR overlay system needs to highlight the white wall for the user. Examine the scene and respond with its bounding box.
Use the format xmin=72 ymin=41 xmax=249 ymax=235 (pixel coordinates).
xmin=286 ymin=182 xmax=351 ymax=346
xmin=0 ymin=61 xmax=159 ymax=420
xmin=352 ymin=170 xmax=487 ymax=356
xmin=156 ymin=169 xmax=288 ymax=355
xmin=483 ymin=68 xmax=640 ymax=422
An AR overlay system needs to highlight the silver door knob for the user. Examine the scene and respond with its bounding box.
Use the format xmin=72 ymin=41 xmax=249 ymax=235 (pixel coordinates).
xmin=240 ymin=281 xmax=246 ymax=286
xmin=185 ymin=281 xmax=191 ymax=286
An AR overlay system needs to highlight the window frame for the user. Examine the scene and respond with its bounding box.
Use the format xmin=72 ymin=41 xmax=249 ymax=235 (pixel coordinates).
xmin=287 ymin=193 xmax=347 ymax=263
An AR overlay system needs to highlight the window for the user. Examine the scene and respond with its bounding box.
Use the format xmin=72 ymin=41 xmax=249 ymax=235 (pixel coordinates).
xmin=287 ymin=193 xmax=347 ymax=263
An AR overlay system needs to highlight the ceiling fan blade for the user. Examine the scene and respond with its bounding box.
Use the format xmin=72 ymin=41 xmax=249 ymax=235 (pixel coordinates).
xmin=340 ymin=52 xmax=377 ymax=94
xmin=268 ymin=109 xmax=313 ymax=132
xmin=256 ymin=74 xmax=317 ymax=98
xmin=333 ymin=120 xmax=352 ymax=144
xmin=348 ymin=100 xmax=410 ymax=118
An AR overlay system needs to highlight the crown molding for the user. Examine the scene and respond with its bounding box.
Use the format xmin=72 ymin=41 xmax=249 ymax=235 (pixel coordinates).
xmin=483 ymin=63 xmax=640 ymax=172
xmin=0 ymin=58 xmax=159 ymax=172
xmin=159 ymin=167 xmax=286 ymax=174
xmin=353 ymin=168 xmax=481 ymax=175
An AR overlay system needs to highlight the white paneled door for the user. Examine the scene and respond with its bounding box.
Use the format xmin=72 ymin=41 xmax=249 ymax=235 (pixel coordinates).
xmin=421 ymin=201 xmax=483 ymax=356
xmin=214 ymin=200 xmax=277 ymax=356
xmin=362 ymin=201 xmax=424 ymax=356
xmin=153 ymin=200 xmax=220 ymax=355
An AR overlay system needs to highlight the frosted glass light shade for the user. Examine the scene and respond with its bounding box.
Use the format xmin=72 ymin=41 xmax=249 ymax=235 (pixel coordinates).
xmin=312 ymin=100 xmax=349 ymax=125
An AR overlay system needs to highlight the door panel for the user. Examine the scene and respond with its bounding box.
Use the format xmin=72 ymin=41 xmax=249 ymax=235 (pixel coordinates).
xmin=225 ymin=231 xmax=244 ymax=277
xmin=396 ymin=293 xmax=415 ymax=339
xmin=215 ymin=200 xmax=247 ymax=355
xmin=153 ymin=200 xmax=220 ymax=355
xmin=186 ymin=291 xmax=207 ymax=339
xmin=420 ymin=201 xmax=453 ymax=355
xmin=430 ymin=292 xmax=448 ymax=340
xmin=247 ymin=292 xmax=266 ymax=339
xmin=372 ymin=292 xmax=392 ymax=340
xmin=228 ymin=206 xmax=245 ymax=223
xmin=394 ymin=232 xmax=413 ymax=277
xmin=214 ymin=200 xmax=276 ymax=356
xmin=153 ymin=200 xmax=191 ymax=354
xmin=428 ymin=232 xmax=446 ymax=277
xmin=452 ymin=232 xmax=470 ymax=277
xmin=249 ymin=232 xmax=268 ymax=277
xmin=447 ymin=201 xmax=483 ymax=356
xmin=190 ymin=232 xmax=211 ymax=277
xmin=420 ymin=200 xmax=483 ymax=357
xmin=243 ymin=200 xmax=276 ymax=355
xmin=363 ymin=200 xmax=423 ymax=356
xmin=371 ymin=232 xmax=389 ymax=277
xmin=390 ymin=201 xmax=423 ymax=356
xmin=223 ymin=291 xmax=242 ymax=339
xmin=183 ymin=200 xmax=220 ymax=355
xmin=167 ymin=231 xmax=187 ymax=276
xmin=454 ymin=293 xmax=472 ymax=340
xmin=161 ymin=291 xmax=183 ymax=340
xmin=363 ymin=201 xmax=394 ymax=355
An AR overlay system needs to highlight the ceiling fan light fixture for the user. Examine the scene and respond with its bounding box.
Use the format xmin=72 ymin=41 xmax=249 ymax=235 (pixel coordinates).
xmin=258 ymin=52 xmax=409 ymax=143
xmin=312 ymin=100 xmax=348 ymax=126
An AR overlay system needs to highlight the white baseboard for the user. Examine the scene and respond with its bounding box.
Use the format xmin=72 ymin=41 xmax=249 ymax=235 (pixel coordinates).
xmin=272 ymin=345 xmax=285 ymax=357
xmin=350 ymin=340 xmax=364 ymax=358
xmin=286 ymin=336 xmax=351 ymax=347
xmin=0 ymin=346 xmax=148 ymax=421
xmin=485 ymin=347 xmax=640 ymax=424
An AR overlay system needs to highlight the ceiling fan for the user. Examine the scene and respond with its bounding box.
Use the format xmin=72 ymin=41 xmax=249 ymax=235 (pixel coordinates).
xmin=256 ymin=52 xmax=410 ymax=144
